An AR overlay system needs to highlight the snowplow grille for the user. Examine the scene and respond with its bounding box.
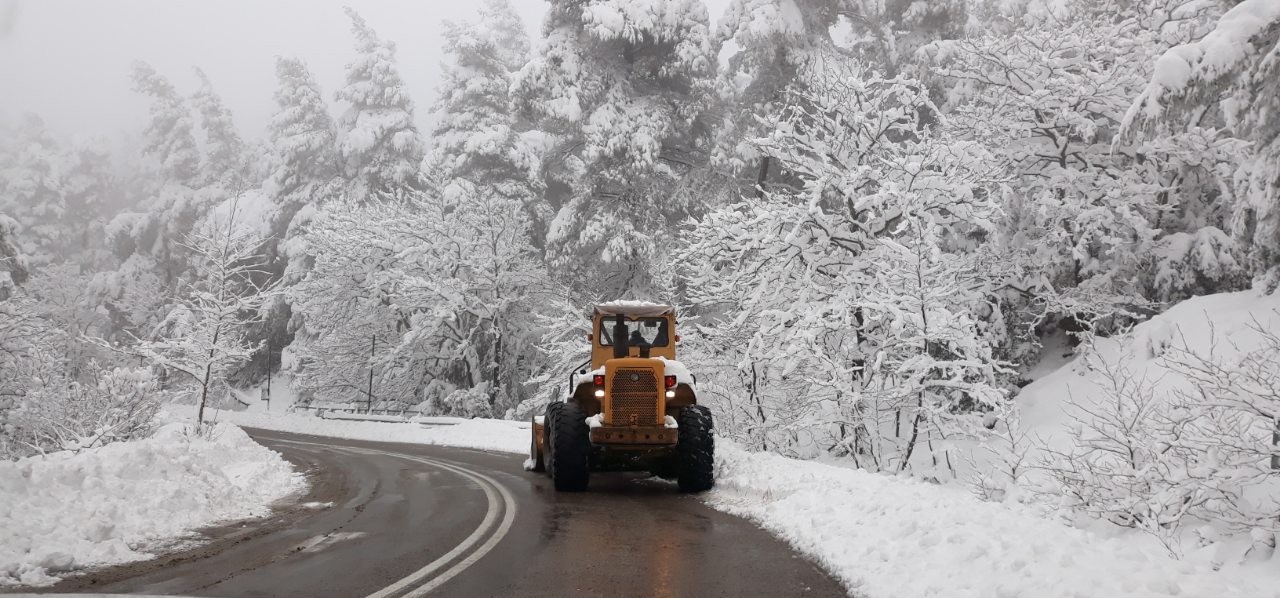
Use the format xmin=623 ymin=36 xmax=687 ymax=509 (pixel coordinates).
xmin=608 ymin=368 xmax=659 ymax=426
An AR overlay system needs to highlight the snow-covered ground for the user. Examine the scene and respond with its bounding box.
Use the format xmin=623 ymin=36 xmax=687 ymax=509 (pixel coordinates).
xmin=709 ymin=440 xmax=1276 ymax=598
xmin=203 ymin=408 xmax=529 ymax=455
xmin=0 ymin=422 xmax=304 ymax=587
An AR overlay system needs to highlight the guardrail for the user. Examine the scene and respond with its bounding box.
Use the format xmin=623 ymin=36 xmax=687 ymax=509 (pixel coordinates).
xmin=286 ymin=405 xmax=471 ymax=426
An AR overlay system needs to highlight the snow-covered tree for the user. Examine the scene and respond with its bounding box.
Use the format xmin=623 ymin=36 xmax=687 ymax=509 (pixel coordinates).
xmin=1125 ymin=0 xmax=1280 ymax=289
xmin=1042 ymin=325 xmax=1280 ymax=553
xmin=923 ymin=0 xmax=1237 ymax=347
xmin=679 ymin=63 xmax=1012 ymax=471
xmin=191 ymin=67 xmax=250 ymax=191
xmin=130 ymin=206 xmax=276 ymax=425
xmin=104 ymin=63 xmax=214 ymax=291
xmin=0 ymin=115 xmax=118 ymax=270
xmin=131 ymin=62 xmax=200 ymax=184
xmin=0 ymin=213 xmax=26 ymax=300
xmin=430 ymin=0 xmax=544 ymax=243
xmin=263 ymin=56 xmax=341 ymax=283
xmin=290 ymin=184 xmax=551 ymax=417
xmin=58 ymin=137 xmax=118 ymax=270
xmin=711 ymin=0 xmax=843 ymax=183
xmin=0 ymin=114 xmax=64 ymax=268
xmin=335 ymin=7 xmax=426 ymax=202
xmin=512 ymin=0 xmax=719 ymax=295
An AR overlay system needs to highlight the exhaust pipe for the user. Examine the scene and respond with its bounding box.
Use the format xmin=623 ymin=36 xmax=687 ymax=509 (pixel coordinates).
xmin=612 ymin=316 xmax=628 ymax=359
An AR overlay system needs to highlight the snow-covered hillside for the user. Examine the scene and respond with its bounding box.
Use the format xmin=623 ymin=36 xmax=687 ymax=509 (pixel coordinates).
xmin=0 ymin=423 xmax=303 ymax=587
xmin=712 ymin=287 xmax=1280 ymax=598
xmin=1020 ymin=289 xmax=1280 ymax=442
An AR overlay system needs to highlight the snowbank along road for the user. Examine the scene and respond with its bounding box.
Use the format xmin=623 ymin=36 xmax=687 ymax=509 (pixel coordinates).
xmin=15 ymin=428 xmax=844 ymax=598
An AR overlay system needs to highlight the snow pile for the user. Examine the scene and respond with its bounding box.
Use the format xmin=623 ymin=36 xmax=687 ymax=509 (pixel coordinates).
xmin=0 ymin=422 xmax=303 ymax=587
xmin=206 ymin=409 xmax=528 ymax=455
xmin=708 ymin=440 xmax=1276 ymax=598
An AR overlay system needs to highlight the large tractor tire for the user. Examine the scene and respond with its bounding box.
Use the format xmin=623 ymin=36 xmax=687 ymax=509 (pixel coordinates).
xmin=675 ymin=405 xmax=715 ymax=493
xmin=549 ymin=403 xmax=590 ymax=491
xmin=541 ymin=402 xmax=564 ymax=478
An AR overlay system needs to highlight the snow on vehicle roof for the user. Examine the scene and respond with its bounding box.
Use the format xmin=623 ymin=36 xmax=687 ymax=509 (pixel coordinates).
xmin=593 ymin=300 xmax=675 ymax=317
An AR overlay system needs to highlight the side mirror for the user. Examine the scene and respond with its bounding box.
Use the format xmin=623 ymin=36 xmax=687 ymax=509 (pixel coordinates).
xmin=675 ymin=334 xmax=681 ymax=343
xmin=587 ymin=333 xmax=593 ymax=342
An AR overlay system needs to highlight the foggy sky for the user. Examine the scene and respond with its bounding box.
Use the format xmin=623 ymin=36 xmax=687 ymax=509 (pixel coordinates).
xmin=0 ymin=0 xmax=736 ymax=146
xmin=0 ymin=0 xmax=552 ymax=144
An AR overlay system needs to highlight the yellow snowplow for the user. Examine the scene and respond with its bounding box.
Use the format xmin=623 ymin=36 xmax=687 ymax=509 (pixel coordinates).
xmin=529 ymin=302 xmax=713 ymax=492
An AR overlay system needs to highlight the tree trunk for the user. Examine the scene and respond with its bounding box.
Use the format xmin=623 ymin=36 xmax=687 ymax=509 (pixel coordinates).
xmin=197 ymin=325 xmax=222 ymax=426
xmin=755 ymin=156 xmax=770 ymax=200
xmin=899 ymin=396 xmax=924 ymax=472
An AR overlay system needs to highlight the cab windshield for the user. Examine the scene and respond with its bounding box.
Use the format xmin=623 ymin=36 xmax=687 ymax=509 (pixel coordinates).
xmin=599 ymin=317 xmax=670 ymax=347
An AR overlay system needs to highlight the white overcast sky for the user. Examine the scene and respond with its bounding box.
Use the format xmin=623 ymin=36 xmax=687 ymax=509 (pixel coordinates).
xmin=0 ymin=0 xmax=731 ymax=145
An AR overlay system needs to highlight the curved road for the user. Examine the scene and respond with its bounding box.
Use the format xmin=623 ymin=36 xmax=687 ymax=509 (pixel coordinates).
xmin=34 ymin=428 xmax=845 ymax=598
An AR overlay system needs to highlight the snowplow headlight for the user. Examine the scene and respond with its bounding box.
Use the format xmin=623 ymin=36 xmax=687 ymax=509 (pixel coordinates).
xmin=665 ymin=390 xmax=675 ymax=399
xmin=594 ymin=389 xmax=605 ymax=398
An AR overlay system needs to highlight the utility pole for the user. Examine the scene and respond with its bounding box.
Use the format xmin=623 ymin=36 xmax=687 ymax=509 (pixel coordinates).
xmin=1272 ymin=418 xmax=1279 ymax=470
xmin=367 ymin=334 xmax=376 ymax=414
xmin=264 ymin=331 xmax=272 ymax=412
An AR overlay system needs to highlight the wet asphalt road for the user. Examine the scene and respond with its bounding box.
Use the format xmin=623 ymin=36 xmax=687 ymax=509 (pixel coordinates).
xmin=28 ymin=428 xmax=846 ymax=598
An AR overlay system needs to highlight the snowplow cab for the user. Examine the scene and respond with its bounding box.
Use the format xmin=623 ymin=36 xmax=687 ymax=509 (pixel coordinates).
xmin=529 ymin=301 xmax=714 ymax=493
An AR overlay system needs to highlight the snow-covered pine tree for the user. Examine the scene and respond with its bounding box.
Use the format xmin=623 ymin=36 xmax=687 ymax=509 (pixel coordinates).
xmin=191 ymin=67 xmax=250 ymax=191
xmin=131 ymin=62 xmax=200 ymax=185
xmin=512 ymin=0 xmax=718 ymax=296
xmin=1125 ymin=0 xmax=1280 ymax=290
xmin=0 ymin=114 xmax=65 ymax=268
xmin=430 ymin=0 xmax=545 ymax=244
xmin=265 ymin=56 xmax=340 ymax=280
xmin=59 ymin=137 xmax=118 ymax=270
xmin=104 ymin=63 xmax=212 ymax=287
xmin=0 ymin=212 xmax=27 ymax=300
xmin=710 ymin=0 xmax=842 ymax=196
xmin=335 ymin=7 xmax=426 ymax=203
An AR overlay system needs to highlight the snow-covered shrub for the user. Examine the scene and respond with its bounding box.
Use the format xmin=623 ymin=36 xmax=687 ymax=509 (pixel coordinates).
xmin=969 ymin=416 xmax=1036 ymax=503
xmin=1161 ymin=320 xmax=1280 ymax=534
xmin=1037 ymin=356 xmax=1195 ymax=551
xmin=1 ymin=358 xmax=164 ymax=459
xmin=1040 ymin=321 xmax=1280 ymax=555
xmin=1149 ymin=226 xmax=1247 ymax=303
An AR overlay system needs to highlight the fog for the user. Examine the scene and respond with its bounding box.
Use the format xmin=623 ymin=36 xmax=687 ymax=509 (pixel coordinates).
xmin=0 ymin=0 xmax=548 ymax=142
